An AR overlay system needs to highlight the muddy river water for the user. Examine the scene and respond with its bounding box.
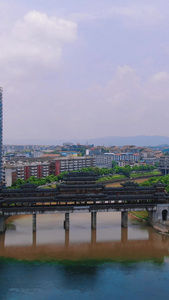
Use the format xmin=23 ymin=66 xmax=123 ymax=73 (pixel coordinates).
xmin=0 ymin=212 xmax=167 ymax=262
xmin=1 ymin=211 xmax=169 ymax=300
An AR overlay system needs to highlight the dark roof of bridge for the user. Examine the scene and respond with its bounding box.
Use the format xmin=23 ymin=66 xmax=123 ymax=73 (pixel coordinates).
xmin=66 ymin=172 xmax=98 ymax=177
xmin=153 ymin=182 xmax=167 ymax=187
xmin=58 ymin=183 xmax=104 ymax=189
xmin=64 ymin=172 xmax=100 ymax=182
xmin=121 ymin=181 xmax=139 ymax=188
xmin=20 ymin=183 xmax=38 ymax=190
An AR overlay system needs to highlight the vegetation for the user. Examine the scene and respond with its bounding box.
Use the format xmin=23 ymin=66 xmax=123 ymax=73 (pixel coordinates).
xmin=130 ymin=171 xmax=160 ymax=178
xmin=97 ymin=171 xmax=160 ymax=182
xmin=97 ymin=175 xmax=126 ymax=182
xmin=9 ymin=172 xmax=68 ymax=189
xmin=8 ymin=164 xmax=160 ymax=189
xmin=44 ymin=151 xmax=60 ymax=154
xmin=80 ymin=164 xmax=157 ymax=177
xmin=94 ymin=164 xmax=159 ymax=182
xmin=129 ymin=211 xmax=148 ymax=220
xmin=140 ymin=174 xmax=169 ymax=193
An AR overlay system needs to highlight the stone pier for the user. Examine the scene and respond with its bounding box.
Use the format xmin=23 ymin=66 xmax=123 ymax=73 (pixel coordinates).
xmin=65 ymin=230 xmax=69 ymax=248
xmin=121 ymin=227 xmax=128 ymax=243
xmin=91 ymin=229 xmax=96 ymax=245
xmin=148 ymin=205 xmax=169 ymax=226
xmin=64 ymin=213 xmax=70 ymax=231
xmin=91 ymin=212 xmax=97 ymax=230
xmin=121 ymin=211 xmax=128 ymax=228
xmin=32 ymin=213 xmax=36 ymax=233
xmin=32 ymin=232 xmax=36 ymax=247
xmin=0 ymin=215 xmax=5 ymax=233
xmin=0 ymin=233 xmax=5 ymax=255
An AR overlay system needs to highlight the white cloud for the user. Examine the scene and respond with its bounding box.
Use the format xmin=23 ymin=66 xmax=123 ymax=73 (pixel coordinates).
xmin=72 ymin=2 xmax=165 ymax=28
xmin=149 ymin=72 xmax=169 ymax=83
xmin=108 ymin=4 xmax=164 ymax=24
xmin=2 ymin=1 xmax=169 ymax=143
xmin=0 ymin=11 xmax=77 ymax=78
xmin=144 ymin=71 xmax=169 ymax=104
xmin=4 ymin=64 xmax=169 ymax=142
xmin=70 ymin=66 xmax=169 ymax=138
xmin=105 ymin=66 xmax=141 ymax=108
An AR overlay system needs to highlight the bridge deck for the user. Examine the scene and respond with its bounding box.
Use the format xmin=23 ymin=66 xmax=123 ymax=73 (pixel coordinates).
xmin=1 ymin=202 xmax=157 ymax=216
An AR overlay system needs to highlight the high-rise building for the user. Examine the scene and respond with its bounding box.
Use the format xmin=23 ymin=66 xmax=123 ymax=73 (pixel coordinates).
xmin=0 ymin=88 xmax=3 ymax=183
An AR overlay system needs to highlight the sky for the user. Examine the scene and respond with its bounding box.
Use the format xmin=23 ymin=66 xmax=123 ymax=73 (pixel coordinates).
xmin=2 ymin=0 xmax=169 ymax=144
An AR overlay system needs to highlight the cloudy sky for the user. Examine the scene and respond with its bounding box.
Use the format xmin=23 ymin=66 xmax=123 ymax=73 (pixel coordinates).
xmin=2 ymin=0 xmax=169 ymax=144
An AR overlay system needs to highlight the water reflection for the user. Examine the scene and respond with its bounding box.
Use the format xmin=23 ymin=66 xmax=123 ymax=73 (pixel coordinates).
xmin=62 ymin=265 xmax=98 ymax=292
xmin=0 ymin=212 xmax=169 ymax=262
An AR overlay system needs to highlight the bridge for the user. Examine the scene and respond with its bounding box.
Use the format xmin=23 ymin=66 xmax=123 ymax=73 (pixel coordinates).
xmin=0 ymin=172 xmax=169 ymax=233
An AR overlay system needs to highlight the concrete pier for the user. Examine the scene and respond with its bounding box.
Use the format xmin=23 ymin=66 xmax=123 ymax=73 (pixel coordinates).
xmin=65 ymin=230 xmax=69 ymax=248
xmin=0 ymin=215 xmax=5 ymax=233
xmin=91 ymin=212 xmax=97 ymax=230
xmin=121 ymin=211 xmax=128 ymax=228
xmin=148 ymin=205 xmax=169 ymax=226
xmin=0 ymin=233 xmax=5 ymax=255
xmin=32 ymin=232 xmax=36 ymax=247
xmin=32 ymin=213 xmax=36 ymax=233
xmin=64 ymin=213 xmax=70 ymax=231
xmin=91 ymin=229 xmax=96 ymax=245
xmin=121 ymin=228 xmax=128 ymax=243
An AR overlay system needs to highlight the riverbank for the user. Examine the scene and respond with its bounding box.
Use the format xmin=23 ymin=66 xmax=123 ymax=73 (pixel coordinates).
xmin=129 ymin=211 xmax=148 ymax=221
xmin=130 ymin=211 xmax=169 ymax=237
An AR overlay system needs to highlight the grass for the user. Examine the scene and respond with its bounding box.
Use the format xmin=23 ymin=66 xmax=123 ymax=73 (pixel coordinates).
xmin=97 ymin=171 xmax=161 ymax=182
xmin=97 ymin=175 xmax=126 ymax=182
xmin=129 ymin=211 xmax=148 ymax=220
xmin=130 ymin=171 xmax=161 ymax=178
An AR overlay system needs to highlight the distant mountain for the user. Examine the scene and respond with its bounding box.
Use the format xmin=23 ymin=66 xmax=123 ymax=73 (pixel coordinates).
xmin=86 ymin=135 xmax=169 ymax=147
xmin=4 ymin=135 xmax=169 ymax=147
xmin=88 ymin=135 xmax=169 ymax=146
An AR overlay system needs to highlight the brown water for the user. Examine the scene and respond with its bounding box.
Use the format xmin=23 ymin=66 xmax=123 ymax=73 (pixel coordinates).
xmin=1 ymin=212 xmax=169 ymax=300
xmin=0 ymin=212 xmax=169 ymax=262
xmin=0 ymin=177 xmax=166 ymax=262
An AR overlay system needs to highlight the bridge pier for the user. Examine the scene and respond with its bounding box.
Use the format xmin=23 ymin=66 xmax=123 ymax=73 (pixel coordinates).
xmin=65 ymin=230 xmax=69 ymax=248
xmin=91 ymin=229 xmax=96 ymax=245
xmin=121 ymin=228 xmax=128 ymax=243
xmin=0 ymin=233 xmax=5 ymax=255
xmin=32 ymin=232 xmax=36 ymax=247
xmin=64 ymin=213 xmax=69 ymax=231
xmin=91 ymin=212 xmax=97 ymax=230
xmin=121 ymin=211 xmax=128 ymax=228
xmin=0 ymin=215 xmax=5 ymax=233
xmin=148 ymin=211 xmax=157 ymax=226
xmin=148 ymin=205 xmax=169 ymax=226
xmin=32 ymin=213 xmax=36 ymax=233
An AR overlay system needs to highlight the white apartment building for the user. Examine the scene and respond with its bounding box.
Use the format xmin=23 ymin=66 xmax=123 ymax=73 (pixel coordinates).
xmin=95 ymin=153 xmax=141 ymax=168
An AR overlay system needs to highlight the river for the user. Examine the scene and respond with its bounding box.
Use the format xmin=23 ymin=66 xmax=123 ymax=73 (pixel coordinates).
xmin=1 ymin=212 xmax=169 ymax=299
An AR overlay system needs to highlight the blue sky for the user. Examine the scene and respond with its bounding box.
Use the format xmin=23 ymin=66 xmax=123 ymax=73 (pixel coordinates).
xmin=2 ymin=0 xmax=169 ymax=144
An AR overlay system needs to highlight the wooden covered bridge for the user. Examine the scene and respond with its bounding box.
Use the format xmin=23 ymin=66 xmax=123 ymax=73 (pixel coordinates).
xmin=0 ymin=172 xmax=168 ymax=232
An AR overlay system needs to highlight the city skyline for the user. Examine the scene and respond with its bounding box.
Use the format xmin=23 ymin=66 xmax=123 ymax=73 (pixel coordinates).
xmin=2 ymin=1 xmax=169 ymax=144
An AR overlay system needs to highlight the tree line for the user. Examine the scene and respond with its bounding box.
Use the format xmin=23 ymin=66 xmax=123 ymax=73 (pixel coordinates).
xmin=9 ymin=163 xmax=158 ymax=189
xmin=140 ymin=174 xmax=169 ymax=193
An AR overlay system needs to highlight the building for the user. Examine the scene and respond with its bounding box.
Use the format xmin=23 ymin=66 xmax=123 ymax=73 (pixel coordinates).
xmin=4 ymin=156 xmax=96 ymax=186
xmin=4 ymin=161 xmax=50 ymax=186
xmin=0 ymin=88 xmax=2 ymax=184
xmin=94 ymin=153 xmax=141 ymax=168
xmin=159 ymin=156 xmax=169 ymax=175
xmin=49 ymin=157 xmax=96 ymax=176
